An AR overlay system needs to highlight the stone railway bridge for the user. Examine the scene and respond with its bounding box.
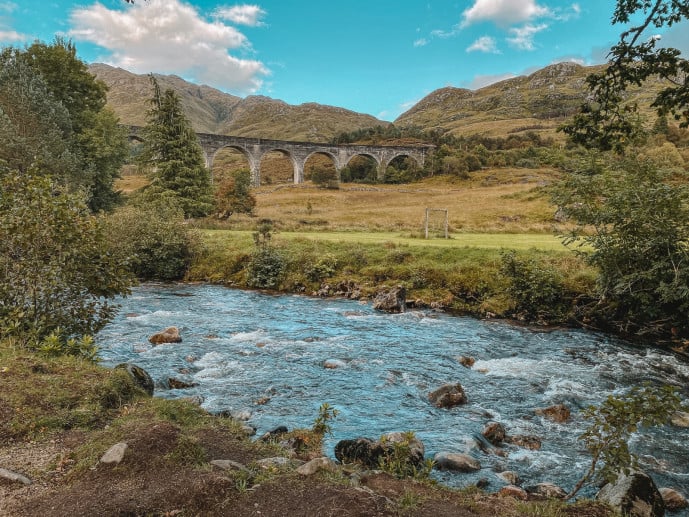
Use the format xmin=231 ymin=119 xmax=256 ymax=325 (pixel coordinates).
xmin=126 ymin=125 xmax=432 ymax=187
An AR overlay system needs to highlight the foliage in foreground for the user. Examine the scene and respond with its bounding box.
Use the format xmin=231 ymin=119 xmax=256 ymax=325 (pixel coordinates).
xmin=566 ymin=384 xmax=683 ymax=499
xmin=0 ymin=173 xmax=135 ymax=347
xmin=562 ymin=0 xmax=689 ymax=152
xmin=0 ymin=39 xmax=128 ymax=212
xmin=552 ymin=154 xmax=689 ymax=338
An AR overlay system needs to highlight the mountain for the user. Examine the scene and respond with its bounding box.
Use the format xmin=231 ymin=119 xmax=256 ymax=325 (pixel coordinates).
xmin=89 ymin=63 xmax=386 ymax=142
xmin=393 ymin=62 xmax=595 ymax=139
xmin=394 ymin=61 xmax=666 ymax=139
xmin=91 ymin=61 xmax=669 ymax=144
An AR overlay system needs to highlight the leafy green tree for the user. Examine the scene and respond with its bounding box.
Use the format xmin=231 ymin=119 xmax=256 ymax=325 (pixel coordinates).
xmin=0 ymin=172 xmax=135 ymax=346
xmin=0 ymin=47 xmax=77 ymax=178
xmin=566 ymin=384 xmax=682 ymax=499
xmin=214 ymin=168 xmax=256 ymax=218
xmin=138 ymin=75 xmax=213 ymax=218
xmin=562 ymin=1 xmax=689 ymax=152
xmin=553 ymin=154 xmax=689 ymax=337
xmin=0 ymin=40 xmax=128 ymax=211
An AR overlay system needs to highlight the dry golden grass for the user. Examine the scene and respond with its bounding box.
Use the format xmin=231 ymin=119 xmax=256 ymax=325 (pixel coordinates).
xmin=250 ymin=168 xmax=561 ymax=233
xmin=116 ymin=165 xmax=565 ymax=234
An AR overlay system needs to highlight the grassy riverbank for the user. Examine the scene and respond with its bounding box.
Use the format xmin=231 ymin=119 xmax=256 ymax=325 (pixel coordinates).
xmin=188 ymin=228 xmax=594 ymax=322
xmin=0 ymin=340 xmax=615 ymax=516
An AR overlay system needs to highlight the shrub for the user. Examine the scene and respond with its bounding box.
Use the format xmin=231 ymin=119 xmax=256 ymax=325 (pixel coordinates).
xmin=105 ymin=199 xmax=198 ymax=281
xmin=247 ymin=247 xmax=287 ymax=289
xmin=0 ymin=173 xmax=134 ymax=345
xmin=500 ymin=251 xmax=568 ymax=323
xmin=311 ymin=166 xmax=339 ymax=189
xmin=566 ymin=384 xmax=683 ymax=499
xmin=305 ymin=254 xmax=338 ymax=282
xmin=214 ymin=168 xmax=256 ymax=218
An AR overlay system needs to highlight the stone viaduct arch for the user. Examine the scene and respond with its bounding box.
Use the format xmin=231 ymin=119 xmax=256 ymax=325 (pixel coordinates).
xmin=125 ymin=126 xmax=432 ymax=187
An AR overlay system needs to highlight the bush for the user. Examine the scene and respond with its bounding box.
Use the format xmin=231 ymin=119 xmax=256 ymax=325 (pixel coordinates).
xmin=500 ymin=251 xmax=568 ymax=323
xmin=247 ymin=246 xmax=287 ymax=289
xmin=305 ymin=253 xmax=338 ymax=282
xmin=311 ymin=166 xmax=339 ymax=189
xmin=0 ymin=173 xmax=134 ymax=345
xmin=214 ymin=168 xmax=256 ymax=218
xmin=105 ymin=199 xmax=198 ymax=281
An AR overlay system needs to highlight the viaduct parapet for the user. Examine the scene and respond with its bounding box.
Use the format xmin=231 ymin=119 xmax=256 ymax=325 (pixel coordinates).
xmin=126 ymin=126 xmax=432 ymax=186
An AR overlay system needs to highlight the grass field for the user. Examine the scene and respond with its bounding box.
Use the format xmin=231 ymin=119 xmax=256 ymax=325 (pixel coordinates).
xmin=201 ymin=229 xmax=570 ymax=251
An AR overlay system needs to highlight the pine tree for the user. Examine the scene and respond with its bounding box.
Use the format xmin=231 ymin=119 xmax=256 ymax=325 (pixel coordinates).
xmin=138 ymin=75 xmax=213 ymax=218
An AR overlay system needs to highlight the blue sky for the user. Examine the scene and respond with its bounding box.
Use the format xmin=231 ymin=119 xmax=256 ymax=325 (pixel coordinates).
xmin=1 ymin=1 xmax=688 ymax=121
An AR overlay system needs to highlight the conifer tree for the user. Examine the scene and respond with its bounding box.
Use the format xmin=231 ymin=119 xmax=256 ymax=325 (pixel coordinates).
xmin=138 ymin=75 xmax=213 ymax=218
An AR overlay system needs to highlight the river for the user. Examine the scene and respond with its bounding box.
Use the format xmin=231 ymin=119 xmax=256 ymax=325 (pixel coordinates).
xmin=97 ymin=283 xmax=689 ymax=508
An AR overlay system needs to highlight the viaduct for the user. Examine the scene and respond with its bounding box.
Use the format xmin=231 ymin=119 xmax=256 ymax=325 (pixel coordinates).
xmin=126 ymin=126 xmax=432 ymax=187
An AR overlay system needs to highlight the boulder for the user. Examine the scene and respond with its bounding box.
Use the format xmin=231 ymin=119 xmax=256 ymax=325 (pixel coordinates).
xmin=670 ymin=411 xmax=689 ymax=428
xmin=596 ymin=470 xmax=665 ymax=517
xmin=505 ymin=434 xmax=542 ymax=450
xmin=659 ymin=487 xmax=688 ymax=511
xmin=149 ymin=326 xmax=182 ymax=344
xmin=433 ymin=452 xmax=481 ymax=472
xmin=114 ymin=363 xmax=154 ymax=396
xmin=497 ymin=471 xmax=520 ymax=485
xmin=535 ymin=404 xmax=571 ymax=423
xmin=482 ymin=422 xmax=506 ymax=445
xmin=167 ymin=377 xmax=198 ymax=389
xmin=323 ymin=359 xmax=347 ymax=369
xmin=211 ymin=459 xmax=251 ymax=474
xmin=526 ymin=482 xmax=567 ymax=499
xmin=100 ymin=442 xmax=127 ymax=465
xmin=372 ymin=286 xmax=406 ymax=313
xmin=296 ymin=457 xmax=338 ymax=476
xmin=498 ymin=485 xmax=529 ymax=500
xmin=259 ymin=425 xmax=288 ymax=442
xmin=0 ymin=468 xmax=32 ymax=486
xmin=334 ymin=433 xmax=425 ymax=470
xmin=428 ymin=383 xmax=468 ymax=408
xmin=458 ymin=356 xmax=475 ymax=368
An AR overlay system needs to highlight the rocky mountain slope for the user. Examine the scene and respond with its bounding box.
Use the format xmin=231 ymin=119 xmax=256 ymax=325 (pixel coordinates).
xmin=89 ymin=63 xmax=386 ymax=142
xmin=394 ymin=61 xmax=667 ymax=139
xmin=92 ymin=61 xmax=668 ymax=143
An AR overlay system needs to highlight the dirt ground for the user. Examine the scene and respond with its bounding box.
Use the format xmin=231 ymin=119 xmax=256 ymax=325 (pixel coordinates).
xmin=0 ymin=424 xmax=614 ymax=517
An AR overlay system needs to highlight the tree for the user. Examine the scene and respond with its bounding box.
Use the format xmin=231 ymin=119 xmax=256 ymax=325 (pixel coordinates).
xmin=562 ymin=1 xmax=689 ymax=152
xmin=138 ymin=75 xmax=213 ymax=218
xmin=0 ymin=172 xmax=135 ymax=346
xmin=214 ymin=168 xmax=256 ymax=218
xmin=552 ymin=153 xmax=689 ymax=338
xmin=0 ymin=47 xmax=77 ymax=179
xmin=0 ymin=40 xmax=128 ymax=211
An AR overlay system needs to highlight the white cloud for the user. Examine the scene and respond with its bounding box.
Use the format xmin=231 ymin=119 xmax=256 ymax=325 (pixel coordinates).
xmin=461 ymin=0 xmax=550 ymax=27
xmin=214 ymin=4 xmax=266 ymax=27
xmin=507 ymin=23 xmax=548 ymax=50
xmin=68 ymin=0 xmax=268 ymax=94
xmin=466 ymin=36 xmax=500 ymax=53
xmin=0 ymin=29 xmax=23 ymax=41
xmin=413 ymin=37 xmax=428 ymax=47
xmin=430 ymin=27 xmax=459 ymax=39
xmin=464 ymin=72 xmax=517 ymax=90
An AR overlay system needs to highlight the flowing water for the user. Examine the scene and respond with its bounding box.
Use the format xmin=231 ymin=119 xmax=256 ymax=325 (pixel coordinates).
xmin=98 ymin=283 xmax=689 ymax=507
